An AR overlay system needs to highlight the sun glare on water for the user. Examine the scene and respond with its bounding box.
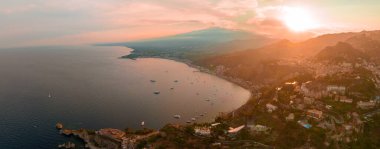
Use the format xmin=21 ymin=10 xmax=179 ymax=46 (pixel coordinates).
xmin=281 ymin=7 xmax=320 ymax=32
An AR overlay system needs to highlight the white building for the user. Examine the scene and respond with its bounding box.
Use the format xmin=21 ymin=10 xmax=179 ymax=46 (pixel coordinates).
xmin=327 ymin=85 xmax=346 ymax=94
xmin=266 ymin=103 xmax=278 ymax=113
xmin=228 ymin=125 xmax=245 ymax=136
xmin=307 ymin=109 xmax=323 ymax=119
xmin=248 ymin=125 xmax=270 ymax=133
xmin=194 ymin=127 xmax=211 ymax=136
xmin=357 ymin=101 xmax=376 ymax=109
xmin=286 ymin=113 xmax=295 ymax=121
xmin=339 ymin=96 xmax=353 ymax=103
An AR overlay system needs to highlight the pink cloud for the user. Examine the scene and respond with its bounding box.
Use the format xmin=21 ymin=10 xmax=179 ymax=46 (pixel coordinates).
xmin=2 ymin=0 xmax=371 ymax=47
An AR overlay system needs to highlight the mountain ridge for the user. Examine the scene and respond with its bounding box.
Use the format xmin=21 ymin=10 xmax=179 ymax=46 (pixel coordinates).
xmin=201 ymin=29 xmax=380 ymax=84
xmin=97 ymin=27 xmax=276 ymax=60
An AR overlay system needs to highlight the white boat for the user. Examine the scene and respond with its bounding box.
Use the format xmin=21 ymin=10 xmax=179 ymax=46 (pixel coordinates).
xmin=154 ymin=91 xmax=160 ymax=94
xmin=173 ymin=115 xmax=181 ymax=119
xmin=191 ymin=118 xmax=196 ymax=121
xmin=141 ymin=121 xmax=145 ymax=126
xmin=48 ymin=93 xmax=52 ymax=98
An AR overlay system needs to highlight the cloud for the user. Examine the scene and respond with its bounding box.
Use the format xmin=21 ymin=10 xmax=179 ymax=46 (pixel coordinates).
xmin=1 ymin=0 xmax=265 ymax=47
xmin=1 ymin=0 xmax=374 ymax=48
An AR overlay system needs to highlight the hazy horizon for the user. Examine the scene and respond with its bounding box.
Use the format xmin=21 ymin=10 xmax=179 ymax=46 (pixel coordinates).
xmin=1 ymin=0 xmax=380 ymax=48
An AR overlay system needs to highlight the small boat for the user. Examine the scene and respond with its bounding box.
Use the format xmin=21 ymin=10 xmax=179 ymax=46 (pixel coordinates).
xmin=58 ymin=142 xmax=75 ymax=149
xmin=173 ymin=115 xmax=181 ymax=119
xmin=150 ymin=80 xmax=156 ymax=83
xmin=186 ymin=121 xmax=191 ymax=123
xmin=174 ymin=80 xmax=179 ymax=83
xmin=191 ymin=118 xmax=196 ymax=121
xmin=48 ymin=93 xmax=52 ymax=98
xmin=170 ymin=88 xmax=174 ymax=90
xmin=205 ymin=99 xmax=210 ymax=102
xmin=141 ymin=121 xmax=145 ymax=126
xmin=56 ymin=123 xmax=63 ymax=129
xmin=154 ymin=91 xmax=160 ymax=95
xmin=200 ymin=114 xmax=204 ymax=117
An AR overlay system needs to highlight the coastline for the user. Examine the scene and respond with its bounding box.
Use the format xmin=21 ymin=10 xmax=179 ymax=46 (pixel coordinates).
xmin=119 ymin=46 xmax=256 ymax=116
xmin=57 ymin=46 xmax=256 ymax=148
xmin=120 ymin=46 xmax=254 ymax=95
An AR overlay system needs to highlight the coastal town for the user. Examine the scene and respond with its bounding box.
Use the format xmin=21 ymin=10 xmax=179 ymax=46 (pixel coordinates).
xmin=207 ymin=47 xmax=380 ymax=148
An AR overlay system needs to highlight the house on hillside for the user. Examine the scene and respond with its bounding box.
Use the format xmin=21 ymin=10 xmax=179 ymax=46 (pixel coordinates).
xmin=301 ymin=81 xmax=327 ymax=98
xmin=248 ymin=125 xmax=271 ymax=134
xmin=327 ymin=85 xmax=346 ymax=94
xmin=266 ymin=103 xmax=278 ymax=113
xmin=357 ymin=101 xmax=376 ymax=109
xmin=304 ymin=97 xmax=315 ymax=105
xmin=307 ymin=109 xmax=323 ymax=119
xmin=374 ymin=96 xmax=380 ymax=103
xmin=286 ymin=113 xmax=295 ymax=121
xmin=339 ymin=96 xmax=353 ymax=103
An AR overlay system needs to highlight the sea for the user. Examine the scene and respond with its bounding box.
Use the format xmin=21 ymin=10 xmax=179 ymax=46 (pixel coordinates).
xmin=0 ymin=46 xmax=250 ymax=148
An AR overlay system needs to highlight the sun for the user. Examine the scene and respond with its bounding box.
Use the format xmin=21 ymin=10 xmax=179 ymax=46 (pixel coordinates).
xmin=281 ymin=7 xmax=320 ymax=32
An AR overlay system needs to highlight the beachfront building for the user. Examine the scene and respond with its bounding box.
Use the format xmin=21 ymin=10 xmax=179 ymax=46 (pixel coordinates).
xmin=194 ymin=127 xmax=211 ymax=136
xmin=228 ymin=125 xmax=245 ymax=136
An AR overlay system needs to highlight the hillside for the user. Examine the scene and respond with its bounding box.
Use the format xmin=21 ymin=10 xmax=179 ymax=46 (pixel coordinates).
xmin=315 ymin=42 xmax=367 ymax=63
xmin=201 ymin=30 xmax=380 ymax=85
xmin=202 ymin=31 xmax=358 ymax=66
xmin=345 ymin=30 xmax=380 ymax=62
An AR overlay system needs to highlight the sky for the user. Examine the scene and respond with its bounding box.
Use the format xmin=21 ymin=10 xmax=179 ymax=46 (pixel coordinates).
xmin=1 ymin=0 xmax=380 ymax=48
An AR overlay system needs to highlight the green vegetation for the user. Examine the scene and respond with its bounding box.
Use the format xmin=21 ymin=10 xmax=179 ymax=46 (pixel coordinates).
xmin=351 ymin=115 xmax=380 ymax=148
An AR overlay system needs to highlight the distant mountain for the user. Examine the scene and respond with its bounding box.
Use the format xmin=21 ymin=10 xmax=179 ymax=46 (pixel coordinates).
xmin=345 ymin=30 xmax=380 ymax=62
xmin=203 ymin=31 xmax=359 ymax=67
xmin=201 ymin=30 xmax=380 ymax=84
xmin=97 ymin=27 xmax=275 ymax=60
xmin=315 ymin=42 xmax=367 ymax=63
xmin=203 ymin=30 xmax=380 ymax=65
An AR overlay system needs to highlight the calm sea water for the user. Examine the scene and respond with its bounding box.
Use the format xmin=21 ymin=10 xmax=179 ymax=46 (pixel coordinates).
xmin=0 ymin=46 xmax=250 ymax=148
